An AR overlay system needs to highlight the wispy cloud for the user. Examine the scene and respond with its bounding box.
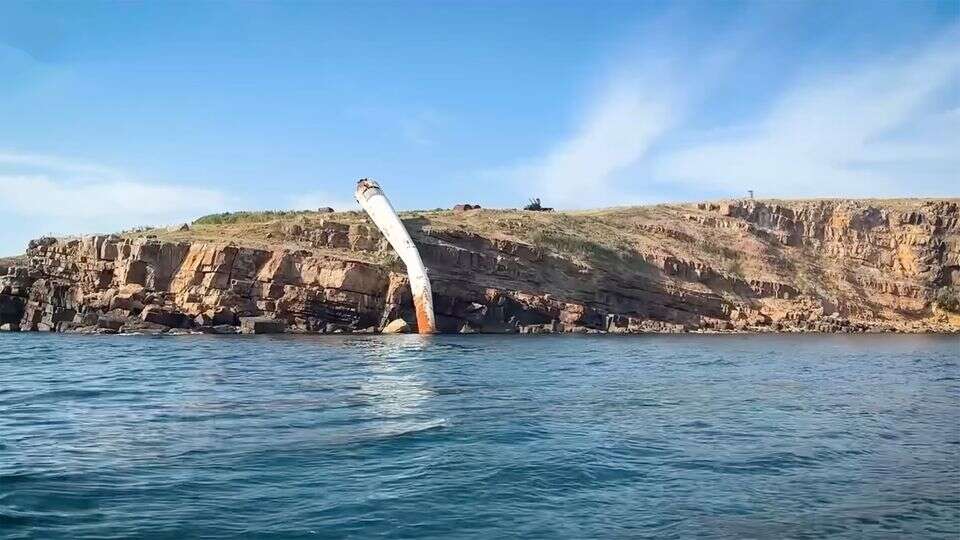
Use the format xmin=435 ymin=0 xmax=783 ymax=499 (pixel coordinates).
xmin=0 ymin=176 xmax=230 ymax=220
xmin=0 ymin=151 xmax=126 ymax=181
xmin=498 ymin=74 xmax=677 ymax=207
xmin=398 ymin=109 xmax=449 ymax=147
xmin=479 ymin=9 xmax=747 ymax=208
xmin=656 ymin=33 xmax=960 ymax=198
xmin=0 ymin=152 xmax=231 ymax=237
xmin=345 ymin=106 xmax=450 ymax=147
xmin=484 ymin=19 xmax=958 ymax=206
xmin=0 ymin=41 xmax=73 ymax=98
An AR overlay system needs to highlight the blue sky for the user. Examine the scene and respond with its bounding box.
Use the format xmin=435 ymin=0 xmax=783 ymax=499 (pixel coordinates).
xmin=0 ymin=1 xmax=957 ymax=255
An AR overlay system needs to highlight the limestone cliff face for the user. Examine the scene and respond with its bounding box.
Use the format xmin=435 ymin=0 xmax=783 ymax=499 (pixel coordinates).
xmin=710 ymin=199 xmax=959 ymax=319
xmin=1 ymin=199 xmax=957 ymax=334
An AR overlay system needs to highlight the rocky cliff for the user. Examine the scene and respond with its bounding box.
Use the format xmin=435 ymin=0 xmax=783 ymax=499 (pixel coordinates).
xmin=2 ymin=198 xmax=958 ymax=335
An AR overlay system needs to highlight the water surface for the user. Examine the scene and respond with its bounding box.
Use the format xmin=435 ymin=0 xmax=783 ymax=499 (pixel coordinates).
xmin=1 ymin=334 xmax=958 ymax=539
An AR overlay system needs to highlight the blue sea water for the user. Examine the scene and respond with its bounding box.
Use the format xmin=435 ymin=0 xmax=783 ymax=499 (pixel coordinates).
xmin=1 ymin=333 xmax=958 ymax=539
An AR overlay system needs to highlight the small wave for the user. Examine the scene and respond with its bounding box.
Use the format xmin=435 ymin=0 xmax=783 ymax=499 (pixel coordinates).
xmin=0 ymin=510 xmax=33 ymax=527
xmin=0 ymin=472 xmax=36 ymax=486
xmin=321 ymin=418 xmax=451 ymax=447
xmin=1 ymin=333 xmax=957 ymax=538
xmin=432 ymin=387 xmax=473 ymax=396
xmin=5 ymin=388 xmax=105 ymax=404
xmin=381 ymin=418 xmax=450 ymax=438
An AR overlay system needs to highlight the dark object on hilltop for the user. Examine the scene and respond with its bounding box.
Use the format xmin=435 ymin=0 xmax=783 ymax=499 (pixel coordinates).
xmin=317 ymin=207 xmax=335 ymax=214
xmin=453 ymin=204 xmax=481 ymax=212
xmin=524 ymin=198 xmax=553 ymax=212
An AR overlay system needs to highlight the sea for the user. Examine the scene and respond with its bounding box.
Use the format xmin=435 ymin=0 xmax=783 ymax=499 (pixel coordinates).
xmin=1 ymin=333 xmax=958 ymax=539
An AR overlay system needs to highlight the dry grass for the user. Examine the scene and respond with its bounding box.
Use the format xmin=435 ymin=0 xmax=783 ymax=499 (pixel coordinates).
xmin=193 ymin=210 xmax=318 ymax=225
xmin=0 ymin=254 xmax=27 ymax=268
xmin=107 ymin=198 xmax=952 ymax=296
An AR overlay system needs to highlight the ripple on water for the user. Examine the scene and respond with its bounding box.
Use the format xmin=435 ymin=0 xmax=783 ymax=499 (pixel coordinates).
xmin=0 ymin=333 xmax=958 ymax=539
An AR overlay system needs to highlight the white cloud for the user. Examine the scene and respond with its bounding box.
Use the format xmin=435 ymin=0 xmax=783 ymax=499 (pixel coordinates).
xmin=0 ymin=152 xmax=231 ymax=240
xmin=505 ymin=75 xmax=676 ymax=207
xmin=0 ymin=152 xmax=364 ymax=251
xmin=655 ymin=35 xmax=960 ymax=198
xmin=479 ymin=9 xmax=748 ymax=208
xmin=0 ymin=175 xmax=229 ymax=220
xmin=0 ymin=152 xmax=367 ymax=253
xmin=483 ymin=20 xmax=958 ymax=206
xmin=0 ymin=151 xmax=123 ymax=180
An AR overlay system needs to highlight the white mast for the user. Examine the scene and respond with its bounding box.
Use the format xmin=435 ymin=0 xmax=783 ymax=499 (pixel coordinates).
xmin=354 ymin=179 xmax=437 ymax=334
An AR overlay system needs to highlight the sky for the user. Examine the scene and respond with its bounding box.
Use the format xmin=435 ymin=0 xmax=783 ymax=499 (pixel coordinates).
xmin=0 ymin=0 xmax=957 ymax=255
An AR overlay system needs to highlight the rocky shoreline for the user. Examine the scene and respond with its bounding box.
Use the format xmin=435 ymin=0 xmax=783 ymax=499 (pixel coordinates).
xmin=2 ymin=198 xmax=958 ymax=335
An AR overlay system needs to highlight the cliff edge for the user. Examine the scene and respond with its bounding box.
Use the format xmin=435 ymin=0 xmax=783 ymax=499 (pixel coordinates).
xmin=2 ymin=198 xmax=958 ymax=334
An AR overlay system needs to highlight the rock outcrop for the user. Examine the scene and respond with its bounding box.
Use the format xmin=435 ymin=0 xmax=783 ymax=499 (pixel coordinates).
xmin=382 ymin=319 xmax=411 ymax=334
xmin=239 ymin=317 xmax=285 ymax=335
xmin=1 ymin=199 xmax=957 ymax=335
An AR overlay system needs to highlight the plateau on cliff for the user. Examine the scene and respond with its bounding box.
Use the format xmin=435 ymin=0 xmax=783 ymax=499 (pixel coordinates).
xmin=1 ymin=198 xmax=957 ymax=335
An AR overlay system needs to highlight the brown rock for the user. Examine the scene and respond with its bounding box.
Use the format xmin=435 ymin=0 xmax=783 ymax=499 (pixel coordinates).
xmin=110 ymin=284 xmax=146 ymax=313
xmin=97 ymin=316 xmax=126 ymax=331
xmin=382 ymin=319 xmax=410 ymax=334
xmin=140 ymin=305 xmax=185 ymax=328
xmin=240 ymin=317 xmax=285 ymax=334
xmin=212 ymin=324 xmax=240 ymax=334
xmin=75 ymin=311 xmax=99 ymax=326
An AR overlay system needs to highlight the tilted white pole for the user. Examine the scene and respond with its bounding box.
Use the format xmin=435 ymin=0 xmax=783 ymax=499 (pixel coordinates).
xmin=354 ymin=179 xmax=437 ymax=334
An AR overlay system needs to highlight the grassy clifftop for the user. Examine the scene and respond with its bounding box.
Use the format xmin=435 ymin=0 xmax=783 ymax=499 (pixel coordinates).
xmin=136 ymin=198 xmax=958 ymax=303
xmin=0 ymin=255 xmax=27 ymax=270
xmin=10 ymin=198 xmax=959 ymax=333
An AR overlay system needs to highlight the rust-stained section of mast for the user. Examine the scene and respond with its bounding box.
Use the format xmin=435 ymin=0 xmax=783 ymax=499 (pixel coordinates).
xmin=354 ymin=179 xmax=437 ymax=334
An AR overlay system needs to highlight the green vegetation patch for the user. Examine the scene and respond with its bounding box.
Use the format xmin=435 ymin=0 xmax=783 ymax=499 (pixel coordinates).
xmin=935 ymin=286 xmax=960 ymax=313
xmin=528 ymin=229 xmax=619 ymax=262
xmin=193 ymin=210 xmax=319 ymax=225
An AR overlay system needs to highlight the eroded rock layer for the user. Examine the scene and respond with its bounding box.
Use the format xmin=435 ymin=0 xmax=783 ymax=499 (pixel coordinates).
xmin=1 ymin=199 xmax=957 ymax=334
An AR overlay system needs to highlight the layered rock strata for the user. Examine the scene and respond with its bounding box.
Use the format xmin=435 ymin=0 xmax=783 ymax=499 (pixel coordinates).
xmin=1 ymin=199 xmax=957 ymax=335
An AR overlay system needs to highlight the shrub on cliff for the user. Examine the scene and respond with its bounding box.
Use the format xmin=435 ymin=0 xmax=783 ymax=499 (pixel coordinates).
xmin=934 ymin=286 xmax=960 ymax=313
xmin=529 ymin=230 xmax=616 ymax=261
xmin=193 ymin=210 xmax=315 ymax=225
